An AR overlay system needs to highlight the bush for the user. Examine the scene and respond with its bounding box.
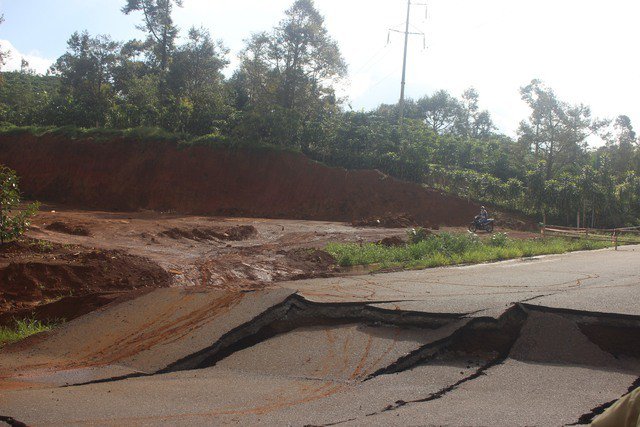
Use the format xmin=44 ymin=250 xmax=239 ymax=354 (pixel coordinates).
xmin=489 ymin=232 xmax=510 ymax=247
xmin=407 ymin=227 xmax=430 ymax=244
xmin=0 ymin=318 xmax=56 ymax=346
xmin=0 ymin=165 xmax=39 ymax=244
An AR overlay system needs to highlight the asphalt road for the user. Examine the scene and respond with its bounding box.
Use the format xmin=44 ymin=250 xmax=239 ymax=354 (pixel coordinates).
xmin=1 ymin=245 xmax=639 ymax=426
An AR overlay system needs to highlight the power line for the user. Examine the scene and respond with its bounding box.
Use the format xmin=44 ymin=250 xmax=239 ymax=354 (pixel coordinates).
xmin=351 ymin=44 xmax=391 ymax=76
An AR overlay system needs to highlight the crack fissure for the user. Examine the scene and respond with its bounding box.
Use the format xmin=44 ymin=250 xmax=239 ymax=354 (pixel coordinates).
xmin=162 ymin=294 xmax=462 ymax=373
xmin=0 ymin=415 xmax=28 ymax=427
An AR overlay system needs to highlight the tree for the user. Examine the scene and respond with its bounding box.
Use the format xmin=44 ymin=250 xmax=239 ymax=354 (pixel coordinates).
xmin=235 ymin=0 xmax=347 ymax=148
xmin=122 ymin=0 xmax=183 ymax=72
xmin=455 ymin=88 xmax=495 ymax=139
xmin=601 ymin=115 xmax=638 ymax=179
xmin=518 ymin=79 xmax=604 ymax=180
xmin=0 ymin=166 xmax=39 ymax=245
xmin=416 ymin=90 xmax=460 ymax=134
xmin=0 ymin=15 xmax=7 ymax=71
xmin=274 ymin=0 xmax=346 ymax=109
xmin=50 ymin=31 xmax=120 ymax=127
xmin=165 ymin=27 xmax=230 ymax=134
xmin=0 ymin=71 xmax=59 ymax=125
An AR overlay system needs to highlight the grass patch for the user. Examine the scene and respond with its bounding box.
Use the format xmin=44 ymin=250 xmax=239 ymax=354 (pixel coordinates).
xmin=326 ymin=232 xmax=614 ymax=270
xmin=0 ymin=318 xmax=57 ymax=347
xmin=0 ymin=125 xmax=301 ymax=154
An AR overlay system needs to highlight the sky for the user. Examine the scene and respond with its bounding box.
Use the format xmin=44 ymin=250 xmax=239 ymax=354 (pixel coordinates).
xmin=0 ymin=0 xmax=639 ymax=140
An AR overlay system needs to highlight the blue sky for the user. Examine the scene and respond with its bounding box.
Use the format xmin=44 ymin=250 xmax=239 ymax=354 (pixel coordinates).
xmin=1 ymin=0 xmax=639 ymax=141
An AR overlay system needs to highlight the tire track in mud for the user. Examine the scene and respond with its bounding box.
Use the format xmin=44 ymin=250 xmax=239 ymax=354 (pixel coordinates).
xmin=1 ymin=291 xmax=246 ymax=375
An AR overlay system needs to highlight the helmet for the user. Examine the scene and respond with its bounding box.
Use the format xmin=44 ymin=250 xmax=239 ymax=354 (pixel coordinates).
xmin=481 ymin=206 xmax=485 ymax=209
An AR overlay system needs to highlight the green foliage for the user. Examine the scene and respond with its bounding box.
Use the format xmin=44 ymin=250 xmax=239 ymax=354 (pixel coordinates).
xmin=407 ymin=227 xmax=430 ymax=244
xmin=28 ymin=239 xmax=54 ymax=252
xmin=233 ymin=0 xmax=346 ymax=149
xmin=121 ymin=0 xmax=184 ymax=72
xmin=326 ymin=233 xmax=612 ymax=270
xmin=0 ymin=166 xmax=39 ymax=244
xmin=489 ymin=232 xmax=510 ymax=247
xmin=0 ymin=318 xmax=56 ymax=347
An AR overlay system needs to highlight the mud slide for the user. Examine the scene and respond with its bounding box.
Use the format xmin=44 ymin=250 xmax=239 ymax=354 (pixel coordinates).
xmin=0 ymin=132 xmax=478 ymax=225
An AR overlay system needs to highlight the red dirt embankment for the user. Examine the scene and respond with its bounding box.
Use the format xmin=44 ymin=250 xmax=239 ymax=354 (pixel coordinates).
xmin=0 ymin=239 xmax=171 ymax=323
xmin=0 ymin=134 xmax=479 ymax=225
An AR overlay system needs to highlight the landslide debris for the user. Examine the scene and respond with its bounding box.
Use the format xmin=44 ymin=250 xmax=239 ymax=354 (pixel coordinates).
xmin=44 ymin=220 xmax=92 ymax=237
xmin=196 ymin=248 xmax=337 ymax=290
xmin=159 ymin=225 xmax=257 ymax=242
xmin=0 ymin=239 xmax=171 ymax=321
xmin=352 ymin=213 xmax=417 ymax=228
xmin=281 ymin=248 xmax=337 ymax=276
xmin=377 ymin=236 xmax=407 ymax=247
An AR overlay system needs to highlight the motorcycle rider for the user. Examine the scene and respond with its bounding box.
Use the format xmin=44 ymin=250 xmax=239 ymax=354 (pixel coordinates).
xmin=479 ymin=206 xmax=489 ymax=225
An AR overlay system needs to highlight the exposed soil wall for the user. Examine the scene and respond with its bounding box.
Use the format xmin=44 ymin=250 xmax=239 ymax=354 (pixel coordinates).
xmin=0 ymin=134 xmax=479 ymax=225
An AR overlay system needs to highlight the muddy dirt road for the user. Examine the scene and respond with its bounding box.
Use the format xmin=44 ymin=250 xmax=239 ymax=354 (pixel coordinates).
xmin=1 ymin=242 xmax=638 ymax=426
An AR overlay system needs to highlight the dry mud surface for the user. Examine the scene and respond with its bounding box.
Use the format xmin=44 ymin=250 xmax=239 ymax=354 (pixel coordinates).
xmin=0 ymin=206 xmax=637 ymax=426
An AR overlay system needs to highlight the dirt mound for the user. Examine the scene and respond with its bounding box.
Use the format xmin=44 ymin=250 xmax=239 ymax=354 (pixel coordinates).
xmin=0 ymin=239 xmax=171 ymax=315
xmin=491 ymin=210 xmax=536 ymax=231
xmin=352 ymin=213 xmax=416 ymax=228
xmin=0 ymin=134 xmax=480 ymax=226
xmin=377 ymin=236 xmax=407 ymax=247
xmin=159 ymin=225 xmax=257 ymax=241
xmin=0 ymin=293 xmax=126 ymax=326
xmin=283 ymin=248 xmax=337 ymax=274
xmin=45 ymin=220 xmax=92 ymax=236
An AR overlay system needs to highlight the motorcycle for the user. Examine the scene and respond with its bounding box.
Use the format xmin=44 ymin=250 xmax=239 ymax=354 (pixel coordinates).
xmin=468 ymin=215 xmax=495 ymax=233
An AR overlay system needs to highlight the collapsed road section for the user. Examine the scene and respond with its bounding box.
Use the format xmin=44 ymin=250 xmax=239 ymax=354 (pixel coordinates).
xmin=0 ymin=285 xmax=639 ymax=426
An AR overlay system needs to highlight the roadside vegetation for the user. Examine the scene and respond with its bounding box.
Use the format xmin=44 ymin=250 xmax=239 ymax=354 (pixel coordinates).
xmin=0 ymin=318 xmax=56 ymax=347
xmin=325 ymin=231 xmax=614 ymax=270
xmin=0 ymin=165 xmax=39 ymax=244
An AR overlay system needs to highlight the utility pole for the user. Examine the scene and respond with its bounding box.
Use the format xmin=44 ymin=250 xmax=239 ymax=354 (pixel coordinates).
xmin=398 ymin=0 xmax=412 ymax=126
xmin=391 ymin=0 xmax=427 ymax=126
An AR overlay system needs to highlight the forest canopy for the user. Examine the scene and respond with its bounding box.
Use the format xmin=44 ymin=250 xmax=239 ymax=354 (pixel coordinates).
xmin=0 ymin=0 xmax=638 ymax=228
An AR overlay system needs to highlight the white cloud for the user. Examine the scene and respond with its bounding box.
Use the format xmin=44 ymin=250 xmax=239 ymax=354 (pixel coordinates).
xmin=0 ymin=39 xmax=54 ymax=74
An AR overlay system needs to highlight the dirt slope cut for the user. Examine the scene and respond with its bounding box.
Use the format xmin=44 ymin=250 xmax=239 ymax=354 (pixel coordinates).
xmin=0 ymin=133 xmax=478 ymax=225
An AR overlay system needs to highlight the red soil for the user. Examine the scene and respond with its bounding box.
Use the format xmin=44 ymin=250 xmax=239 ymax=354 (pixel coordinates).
xmin=0 ymin=239 xmax=172 ymax=320
xmin=0 ymin=134 xmax=479 ymax=225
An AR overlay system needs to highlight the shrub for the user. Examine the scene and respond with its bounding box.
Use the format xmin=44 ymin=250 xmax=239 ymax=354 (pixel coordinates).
xmin=0 ymin=165 xmax=39 ymax=244
xmin=407 ymin=227 xmax=430 ymax=244
xmin=0 ymin=318 xmax=56 ymax=346
xmin=489 ymin=232 xmax=510 ymax=247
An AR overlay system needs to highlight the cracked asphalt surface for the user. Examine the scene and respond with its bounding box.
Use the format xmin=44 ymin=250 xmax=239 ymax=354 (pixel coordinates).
xmin=1 ymin=245 xmax=639 ymax=426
